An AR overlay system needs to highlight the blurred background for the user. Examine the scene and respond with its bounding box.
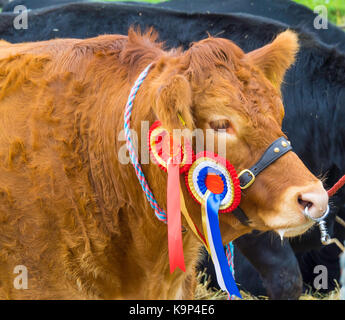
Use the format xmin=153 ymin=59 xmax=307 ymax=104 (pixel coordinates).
xmin=1 ymin=0 xmax=345 ymax=28
xmin=85 ymin=0 xmax=345 ymax=28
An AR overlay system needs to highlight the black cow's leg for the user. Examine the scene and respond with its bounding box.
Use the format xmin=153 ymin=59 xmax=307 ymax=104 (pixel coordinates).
xmin=295 ymin=199 xmax=345 ymax=293
xmin=289 ymin=205 xmax=336 ymax=253
xmin=233 ymin=231 xmax=303 ymax=300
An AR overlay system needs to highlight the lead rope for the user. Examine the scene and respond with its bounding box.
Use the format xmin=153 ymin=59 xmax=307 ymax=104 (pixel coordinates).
xmin=325 ymin=175 xmax=345 ymax=252
xmin=328 ymin=175 xmax=345 ymax=198
xmin=314 ymin=177 xmax=345 ymax=253
xmin=124 ymin=64 xmax=236 ymax=297
xmin=327 ymin=176 xmax=345 ymax=299
xmin=226 ymin=242 xmax=236 ymax=300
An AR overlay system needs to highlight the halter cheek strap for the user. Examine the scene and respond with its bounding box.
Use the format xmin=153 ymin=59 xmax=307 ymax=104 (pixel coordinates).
xmin=232 ymin=137 xmax=293 ymax=226
xmin=238 ymin=137 xmax=292 ymax=189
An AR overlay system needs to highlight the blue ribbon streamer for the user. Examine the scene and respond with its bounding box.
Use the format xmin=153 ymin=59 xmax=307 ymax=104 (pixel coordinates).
xmin=206 ymin=193 xmax=242 ymax=298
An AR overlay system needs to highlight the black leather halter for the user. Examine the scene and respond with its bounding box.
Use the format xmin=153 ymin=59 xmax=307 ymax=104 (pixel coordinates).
xmin=233 ymin=136 xmax=293 ymax=226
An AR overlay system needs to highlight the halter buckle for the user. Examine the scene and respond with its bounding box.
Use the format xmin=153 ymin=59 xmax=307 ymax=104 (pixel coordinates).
xmin=238 ymin=169 xmax=256 ymax=190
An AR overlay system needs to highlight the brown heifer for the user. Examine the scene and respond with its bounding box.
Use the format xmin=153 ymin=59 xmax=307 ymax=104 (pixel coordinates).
xmin=0 ymin=29 xmax=328 ymax=299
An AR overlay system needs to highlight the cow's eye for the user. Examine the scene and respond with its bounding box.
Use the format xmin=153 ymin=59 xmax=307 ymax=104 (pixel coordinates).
xmin=209 ymin=119 xmax=235 ymax=135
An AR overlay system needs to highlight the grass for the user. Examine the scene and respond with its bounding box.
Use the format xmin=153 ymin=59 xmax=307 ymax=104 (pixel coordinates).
xmin=293 ymin=0 xmax=345 ymax=26
xmin=195 ymin=270 xmax=342 ymax=300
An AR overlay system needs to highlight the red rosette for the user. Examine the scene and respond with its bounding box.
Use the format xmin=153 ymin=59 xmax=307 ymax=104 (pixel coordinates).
xmin=148 ymin=120 xmax=194 ymax=173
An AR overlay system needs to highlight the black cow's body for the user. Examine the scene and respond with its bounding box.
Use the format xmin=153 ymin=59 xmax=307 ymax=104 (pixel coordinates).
xmin=158 ymin=0 xmax=345 ymax=52
xmin=0 ymin=0 xmax=8 ymax=8
xmin=3 ymin=0 xmax=345 ymax=51
xmin=2 ymin=0 xmax=84 ymax=10
xmin=1 ymin=2 xmax=345 ymax=299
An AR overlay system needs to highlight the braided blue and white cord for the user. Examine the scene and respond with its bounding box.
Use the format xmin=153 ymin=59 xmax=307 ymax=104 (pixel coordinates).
xmin=124 ymin=63 xmax=167 ymax=222
xmin=226 ymin=242 xmax=236 ymax=299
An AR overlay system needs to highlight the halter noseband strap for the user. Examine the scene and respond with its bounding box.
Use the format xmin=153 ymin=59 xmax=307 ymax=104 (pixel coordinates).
xmin=234 ymin=136 xmax=293 ymax=226
xmin=238 ymin=136 xmax=292 ymax=190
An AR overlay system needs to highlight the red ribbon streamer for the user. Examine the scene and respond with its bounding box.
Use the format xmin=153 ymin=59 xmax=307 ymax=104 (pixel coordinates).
xmin=167 ymin=161 xmax=186 ymax=273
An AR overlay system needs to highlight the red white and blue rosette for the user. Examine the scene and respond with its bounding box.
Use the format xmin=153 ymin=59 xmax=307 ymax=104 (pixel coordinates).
xmin=185 ymin=151 xmax=242 ymax=298
xmin=185 ymin=151 xmax=241 ymax=212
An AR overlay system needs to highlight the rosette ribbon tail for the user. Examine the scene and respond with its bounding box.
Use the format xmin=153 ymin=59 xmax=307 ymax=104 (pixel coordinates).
xmin=167 ymin=159 xmax=186 ymax=273
xmin=203 ymin=191 xmax=242 ymax=299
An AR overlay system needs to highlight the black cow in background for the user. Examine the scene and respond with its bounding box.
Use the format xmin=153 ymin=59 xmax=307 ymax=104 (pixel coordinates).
xmin=157 ymin=0 xmax=345 ymax=52
xmin=2 ymin=0 xmax=80 ymax=10
xmin=1 ymin=2 xmax=345 ymax=299
xmin=0 ymin=0 xmax=9 ymax=8
xmin=3 ymin=0 xmax=345 ymax=52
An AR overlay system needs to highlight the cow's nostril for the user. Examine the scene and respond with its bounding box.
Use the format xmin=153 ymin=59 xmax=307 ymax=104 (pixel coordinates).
xmin=298 ymin=189 xmax=329 ymax=219
xmin=297 ymin=196 xmax=313 ymax=210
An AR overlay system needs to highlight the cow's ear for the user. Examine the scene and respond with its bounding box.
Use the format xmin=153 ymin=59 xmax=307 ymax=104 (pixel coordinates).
xmin=153 ymin=74 xmax=194 ymax=132
xmin=245 ymin=30 xmax=299 ymax=89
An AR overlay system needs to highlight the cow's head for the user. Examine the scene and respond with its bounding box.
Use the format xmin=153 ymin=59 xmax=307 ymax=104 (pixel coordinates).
xmin=139 ymin=30 xmax=328 ymax=241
